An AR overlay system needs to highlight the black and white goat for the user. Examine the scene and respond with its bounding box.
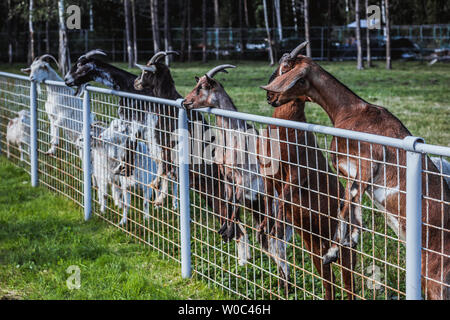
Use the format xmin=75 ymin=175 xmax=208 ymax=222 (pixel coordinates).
xmin=21 ymin=54 xmax=89 ymax=155
xmin=6 ymin=109 xmax=30 ymax=161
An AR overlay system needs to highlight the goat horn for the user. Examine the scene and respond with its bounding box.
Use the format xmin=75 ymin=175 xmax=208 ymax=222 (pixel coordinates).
xmin=80 ymin=49 xmax=107 ymax=60
xmin=289 ymin=41 xmax=309 ymax=59
xmin=38 ymin=54 xmax=60 ymax=69
xmin=148 ymin=51 xmax=180 ymax=64
xmin=135 ymin=63 xmax=157 ymax=73
xmin=205 ymin=64 xmax=236 ymax=79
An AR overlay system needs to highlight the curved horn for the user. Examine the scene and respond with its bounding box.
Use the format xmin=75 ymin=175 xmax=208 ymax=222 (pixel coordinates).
xmin=148 ymin=51 xmax=180 ymax=64
xmin=135 ymin=63 xmax=157 ymax=73
xmin=205 ymin=64 xmax=236 ymax=79
xmin=289 ymin=41 xmax=309 ymax=58
xmin=79 ymin=49 xmax=107 ymax=60
xmin=38 ymin=54 xmax=60 ymax=69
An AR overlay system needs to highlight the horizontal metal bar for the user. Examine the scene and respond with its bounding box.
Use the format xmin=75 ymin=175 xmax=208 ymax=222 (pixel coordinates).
xmin=0 ymin=71 xmax=29 ymax=81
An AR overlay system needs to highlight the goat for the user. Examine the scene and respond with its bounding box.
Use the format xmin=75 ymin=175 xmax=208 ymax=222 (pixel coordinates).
xmin=6 ymin=109 xmax=30 ymax=161
xmin=75 ymin=121 xmax=122 ymax=214
xmin=99 ymin=118 xmax=160 ymax=225
xmin=261 ymin=54 xmax=450 ymax=300
xmin=431 ymin=157 xmax=450 ymax=187
xmin=184 ymin=64 xmax=267 ymax=267
xmin=21 ymin=54 xmax=87 ymax=156
xmin=256 ymin=42 xmax=356 ymax=299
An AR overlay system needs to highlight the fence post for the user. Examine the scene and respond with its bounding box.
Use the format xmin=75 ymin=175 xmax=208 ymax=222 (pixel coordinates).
xmin=178 ymin=102 xmax=191 ymax=279
xmin=404 ymin=136 xmax=423 ymax=300
xmin=83 ymin=90 xmax=92 ymax=221
xmin=30 ymin=80 xmax=38 ymax=187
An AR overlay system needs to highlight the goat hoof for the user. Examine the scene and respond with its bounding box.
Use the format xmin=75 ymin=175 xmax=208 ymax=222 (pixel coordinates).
xmin=119 ymin=218 xmax=127 ymax=226
xmin=143 ymin=214 xmax=150 ymax=220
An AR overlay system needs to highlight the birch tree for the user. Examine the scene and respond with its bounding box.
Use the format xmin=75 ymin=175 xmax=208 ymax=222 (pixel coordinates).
xmin=202 ymin=0 xmax=207 ymax=63
xmin=385 ymin=0 xmax=392 ymax=69
xmin=163 ymin=0 xmax=173 ymax=65
xmin=355 ymin=0 xmax=364 ymax=69
xmin=214 ymin=0 xmax=219 ymax=60
xmin=274 ymin=0 xmax=283 ymax=41
xmin=187 ymin=0 xmax=192 ymax=62
xmin=131 ymin=0 xmax=138 ymax=64
xmin=304 ymin=0 xmax=311 ymax=57
xmin=150 ymin=0 xmax=160 ymax=53
xmin=58 ymin=0 xmax=70 ymax=75
xmin=262 ymin=0 xmax=275 ymax=66
xmin=29 ymin=0 xmax=35 ymax=64
xmin=365 ymin=0 xmax=372 ymax=67
xmin=124 ymin=0 xmax=134 ymax=68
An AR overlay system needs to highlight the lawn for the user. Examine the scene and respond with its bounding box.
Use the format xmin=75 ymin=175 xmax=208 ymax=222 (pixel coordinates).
xmin=0 ymin=60 xmax=448 ymax=300
xmin=0 ymin=158 xmax=228 ymax=299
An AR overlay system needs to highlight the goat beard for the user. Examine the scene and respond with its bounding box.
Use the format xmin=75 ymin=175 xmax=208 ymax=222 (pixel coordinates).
xmin=74 ymin=84 xmax=87 ymax=97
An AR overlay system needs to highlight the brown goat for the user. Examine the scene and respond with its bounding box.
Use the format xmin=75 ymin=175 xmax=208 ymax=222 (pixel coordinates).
xmin=257 ymin=42 xmax=356 ymax=299
xmin=184 ymin=64 xmax=266 ymax=267
xmin=261 ymin=55 xmax=450 ymax=300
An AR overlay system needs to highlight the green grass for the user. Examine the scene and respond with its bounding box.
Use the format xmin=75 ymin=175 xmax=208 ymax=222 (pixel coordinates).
xmin=0 ymin=60 xmax=448 ymax=300
xmin=0 ymin=158 xmax=228 ymax=300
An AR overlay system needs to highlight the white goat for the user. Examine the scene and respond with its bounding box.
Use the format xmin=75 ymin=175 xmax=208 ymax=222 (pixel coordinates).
xmin=100 ymin=119 xmax=159 ymax=225
xmin=75 ymin=122 xmax=122 ymax=214
xmin=6 ymin=109 xmax=30 ymax=161
xmin=21 ymin=55 xmax=90 ymax=156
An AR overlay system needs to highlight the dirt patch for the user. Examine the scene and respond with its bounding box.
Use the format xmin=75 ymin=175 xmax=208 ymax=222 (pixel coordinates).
xmin=0 ymin=290 xmax=22 ymax=300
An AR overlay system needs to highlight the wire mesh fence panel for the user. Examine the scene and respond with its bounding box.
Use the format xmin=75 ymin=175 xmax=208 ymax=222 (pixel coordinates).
xmin=0 ymin=75 xmax=31 ymax=172
xmin=35 ymin=83 xmax=84 ymax=206
xmin=88 ymin=91 xmax=181 ymax=262
xmin=186 ymin=109 xmax=434 ymax=300
xmin=0 ymin=72 xmax=448 ymax=300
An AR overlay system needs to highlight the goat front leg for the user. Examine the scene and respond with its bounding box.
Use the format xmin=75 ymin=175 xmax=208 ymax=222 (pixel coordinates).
xmin=46 ymin=116 xmax=62 ymax=155
xmin=119 ymin=183 xmax=130 ymax=226
xmin=235 ymin=222 xmax=251 ymax=266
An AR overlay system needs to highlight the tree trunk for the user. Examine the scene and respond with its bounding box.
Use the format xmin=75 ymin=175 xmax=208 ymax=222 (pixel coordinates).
xmin=304 ymin=0 xmax=311 ymax=57
xmin=244 ymin=0 xmax=249 ymax=27
xmin=89 ymin=0 xmax=94 ymax=31
xmin=274 ymin=0 xmax=283 ymax=41
xmin=365 ymin=0 xmax=372 ymax=67
xmin=124 ymin=0 xmax=134 ymax=68
xmin=355 ymin=0 xmax=364 ymax=69
xmin=150 ymin=0 xmax=160 ymax=53
xmin=202 ymin=0 xmax=207 ymax=63
xmin=7 ymin=0 xmax=13 ymax=64
xmin=385 ymin=0 xmax=392 ymax=69
xmin=45 ymin=0 xmax=50 ymax=54
xmin=163 ymin=0 xmax=173 ymax=65
xmin=29 ymin=0 xmax=35 ymax=64
xmin=131 ymin=0 xmax=138 ymax=64
xmin=238 ymin=0 xmax=244 ymax=58
xmin=262 ymin=0 xmax=275 ymax=66
xmin=214 ymin=0 xmax=219 ymax=60
xmin=187 ymin=0 xmax=192 ymax=62
xmin=58 ymin=0 xmax=70 ymax=75
xmin=180 ymin=0 xmax=187 ymax=62
xmin=292 ymin=0 xmax=299 ymax=36
xmin=327 ymin=0 xmax=332 ymax=61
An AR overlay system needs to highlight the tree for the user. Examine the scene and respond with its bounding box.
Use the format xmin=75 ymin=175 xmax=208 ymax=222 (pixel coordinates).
xmin=187 ymin=0 xmax=192 ymax=62
xmin=355 ymin=0 xmax=364 ymax=69
xmin=214 ymin=0 xmax=219 ymax=60
xmin=262 ymin=0 xmax=275 ymax=65
xmin=202 ymin=0 xmax=207 ymax=63
xmin=304 ymin=0 xmax=311 ymax=57
xmin=180 ymin=0 xmax=187 ymax=62
xmin=7 ymin=0 xmax=14 ymax=64
xmin=365 ymin=0 xmax=372 ymax=67
xmin=163 ymin=0 xmax=173 ymax=65
xmin=28 ymin=0 xmax=35 ymax=64
xmin=150 ymin=0 xmax=160 ymax=53
xmin=123 ymin=0 xmax=134 ymax=68
xmin=131 ymin=0 xmax=138 ymax=64
xmin=274 ymin=0 xmax=283 ymax=41
xmin=385 ymin=0 xmax=392 ymax=69
xmin=327 ymin=0 xmax=332 ymax=61
xmin=292 ymin=0 xmax=299 ymax=37
xmin=58 ymin=0 xmax=70 ymax=75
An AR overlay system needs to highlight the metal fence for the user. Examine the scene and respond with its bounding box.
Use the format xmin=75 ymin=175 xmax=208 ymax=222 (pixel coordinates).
xmin=0 ymin=71 xmax=448 ymax=300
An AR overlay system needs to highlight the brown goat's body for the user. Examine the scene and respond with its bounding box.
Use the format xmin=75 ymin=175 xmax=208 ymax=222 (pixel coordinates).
xmin=262 ymin=57 xmax=450 ymax=299
xmin=257 ymin=99 xmax=356 ymax=299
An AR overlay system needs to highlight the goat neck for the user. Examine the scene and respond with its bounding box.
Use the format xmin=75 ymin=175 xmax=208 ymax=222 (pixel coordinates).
xmin=93 ymin=60 xmax=143 ymax=93
xmin=273 ymin=100 xmax=307 ymax=122
xmin=212 ymin=86 xmax=247 ymax=131
xmin=303 ymin=63 xmax=368 ymax=126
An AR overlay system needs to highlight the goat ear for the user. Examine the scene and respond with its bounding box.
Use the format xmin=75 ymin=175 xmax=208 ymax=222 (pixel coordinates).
xmin=260 ymin=68 xmax=306 ymax=93
xmin=195 ymin=76 xmax=200 ymax=83
xmin=21 ymin=68 xmax=31 ymax=74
